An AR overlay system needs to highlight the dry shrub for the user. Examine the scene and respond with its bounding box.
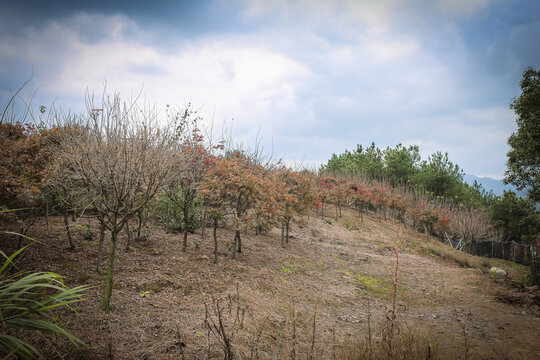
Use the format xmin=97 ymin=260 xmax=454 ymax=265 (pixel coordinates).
xmin=447 ymin=206 xmax=497 ymax=252
xmin=336 ymin=324 xmax=440 ymax=360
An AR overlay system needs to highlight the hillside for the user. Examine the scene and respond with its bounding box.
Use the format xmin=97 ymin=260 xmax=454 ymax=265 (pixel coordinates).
xmin=3 ymin=209 xmax=539 ymax=359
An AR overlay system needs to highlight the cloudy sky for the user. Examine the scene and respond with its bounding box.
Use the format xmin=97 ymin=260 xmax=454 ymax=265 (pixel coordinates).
xmin=1 ymin=0 xmax=539 ymax=178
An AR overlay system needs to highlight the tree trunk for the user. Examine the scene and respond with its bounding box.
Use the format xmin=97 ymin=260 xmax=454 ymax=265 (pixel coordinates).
xmin=255 ymin=214 xmax=259 ymax=235
xmin=281 ymin=222 xmax=285 ymax=248
xmin=63 ymin=204 xmax=75 ymax=251
xmin=97 ymin=221 xmax=105 ymax=274
xmin=213 ymin=218 xmax=218 ymax=264
xmin=236 ymin=230 xmax=242 ymax=253
xmin=125 ymin=220 xmax=132 ymax=252
xmin=136 ymin=209 xmax=143 ymax=240
xmin=286 ymin=218 xmax=290 ymax=244
xmin=232 ymin=231 xmax=238 ymax=259
xmin=201 ymin=206 xmax=206 ymax=240
xmin=102 ymin=230 xmax=118 ymax=311
xmin=182 ymin=203 xmax=189 ymax=252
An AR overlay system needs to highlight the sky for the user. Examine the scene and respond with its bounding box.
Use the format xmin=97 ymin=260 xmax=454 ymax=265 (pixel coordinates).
xmin=1 ymin=0 xmax=539 ymax=178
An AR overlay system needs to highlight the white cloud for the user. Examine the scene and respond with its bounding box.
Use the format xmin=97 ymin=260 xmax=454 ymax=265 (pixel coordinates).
xmin=436 ymin=0 xmax=491 ymax=16
xmin=1 ymin=14 xmax=313 ymax=138
xmin=0 ymin=0 xmax=524 ymax=178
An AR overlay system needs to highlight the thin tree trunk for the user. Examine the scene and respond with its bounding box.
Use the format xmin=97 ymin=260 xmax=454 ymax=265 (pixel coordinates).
xmin=255 ymin=214 xmax=259 ymax=235
xmin=182 ymin=203 xmax=189 ymax=252
xmin=63 ymin=203 xmax=75 ymax=251
xmin=167 ymin=199 xmax=170 ymax=229
xmin=201 ymin=206 xmax=206 ymax=240
xmin=125 ymin=220 xmax=132 ymax=252
xmin=97 ymin=221 xmax=105 ymax=274
xmin=136 ymin=209 xmax=143 ymax=240
xmin=236 ymin=230 xmax=242 ymax=253
xmin=232 ymin=232 xmax=238 ymax=259
xmin=102 ymin=230 xmax=118 ymax=311
xmin=286 ymin=218 xmax=290 ymax=244
xmin=281 ymin=222 xmax=285 ymax=248
xmin=213 ymin=218 xmax=218 ymax=264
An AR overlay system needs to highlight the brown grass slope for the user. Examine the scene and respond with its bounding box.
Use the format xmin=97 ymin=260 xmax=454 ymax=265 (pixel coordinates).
xmin=2 ymin=208 xmax=539 ymax=359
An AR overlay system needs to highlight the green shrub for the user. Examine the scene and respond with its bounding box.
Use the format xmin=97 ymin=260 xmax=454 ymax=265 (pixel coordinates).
xmin=0 ymin=246 xmax=90 ymax=359
xmin=151 ymin=195 xmax=200 ymax=233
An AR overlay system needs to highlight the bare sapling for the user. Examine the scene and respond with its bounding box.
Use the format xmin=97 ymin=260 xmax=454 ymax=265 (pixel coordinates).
xmin=204 ymin=286 xmax=247 ymax=360
xmin=308 ymin=306 xmax=318 ymax=360
xmin=383 ymin=230 xmax=402 ymax=359
xmin=451 ymin=298 xmax=472 ymax=360
xmin=97 ymin=218 xmax=106 ymax=274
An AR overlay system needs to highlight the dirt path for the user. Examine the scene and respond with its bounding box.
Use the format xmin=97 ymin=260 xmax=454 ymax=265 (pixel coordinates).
xmin=3 ymin=208 xmax=539 ymax=359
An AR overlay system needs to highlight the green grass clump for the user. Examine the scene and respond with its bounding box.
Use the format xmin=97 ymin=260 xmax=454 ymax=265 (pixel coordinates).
xmin=0 ymin=246 xmax=90 ymax=359
xmin=357 ymin=274 xmax=390 ymax=298
xmin=281 ymin=266 xmax=293 ymax=274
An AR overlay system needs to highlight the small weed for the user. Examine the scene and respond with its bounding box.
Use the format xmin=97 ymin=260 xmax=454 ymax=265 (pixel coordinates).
xmin=357 ymin=274 xmax=391 ymax=299
xmin=134 ymin=243 xmax=155 ymax=255
xmin=61 ymin=260 xmax=75 ymax=270
xmin=140 ymin=290 xmax=150 ymax=298
xmin=281 ymin=266 xmax=293 ymax=274
xmin=77 ymin=223 xmax=94 ymax=241
xmin=137 ymin=279 xmax=174 ymax=294
xmin=344 ymin=221 xmax=358 ymax=231
xmin=178 ymin=281 xmax=202 ymax=296
xmin=74 ymin=271 xmax=91 ymax=284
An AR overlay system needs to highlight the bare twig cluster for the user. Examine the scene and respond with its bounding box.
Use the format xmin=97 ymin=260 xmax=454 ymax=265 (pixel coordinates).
xmin=204 ymin=287 xmax=247 ymax=360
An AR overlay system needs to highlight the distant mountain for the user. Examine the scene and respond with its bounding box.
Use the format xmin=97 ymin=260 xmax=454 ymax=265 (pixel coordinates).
xmin=463 ymin=174 xmax=527 ymax=197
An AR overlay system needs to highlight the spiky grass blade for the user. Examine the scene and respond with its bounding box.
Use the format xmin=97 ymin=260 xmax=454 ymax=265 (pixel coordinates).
xmin=0 ymin=247 xmax=90 ymax=358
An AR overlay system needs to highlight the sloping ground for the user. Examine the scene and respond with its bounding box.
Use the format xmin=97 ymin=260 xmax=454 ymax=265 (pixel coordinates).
xmin=2 ymin=208 xmax=539 ymax=359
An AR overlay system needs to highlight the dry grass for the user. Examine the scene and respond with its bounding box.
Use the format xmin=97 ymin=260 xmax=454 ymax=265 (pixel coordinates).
xmin=1 ymin=208 xmax=538 ymax=359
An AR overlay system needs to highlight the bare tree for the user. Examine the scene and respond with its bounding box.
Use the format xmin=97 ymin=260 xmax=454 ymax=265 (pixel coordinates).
xmin=50 ymin=92 xmax=186 ymax=310
xmin=449 ymin=207 xmax=494 ymax=252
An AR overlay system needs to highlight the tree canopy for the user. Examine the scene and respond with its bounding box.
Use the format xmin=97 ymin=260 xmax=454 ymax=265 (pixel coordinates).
xmin=505 ymin=66 xmax=540 ymax=202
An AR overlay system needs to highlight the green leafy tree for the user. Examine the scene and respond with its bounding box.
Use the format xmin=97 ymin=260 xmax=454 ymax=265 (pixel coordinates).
xmin=383 ymin=143 xmax=421 ymax=186
xmin=411 ymin=151 xmax=464 ymax=198
xmin=505 ymin=66 xmax=540 ymax=202
xmin=322 ymin=142 xmax=385 ymax=178
xmin=490 ymin=191 xmax=539 ymax=243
